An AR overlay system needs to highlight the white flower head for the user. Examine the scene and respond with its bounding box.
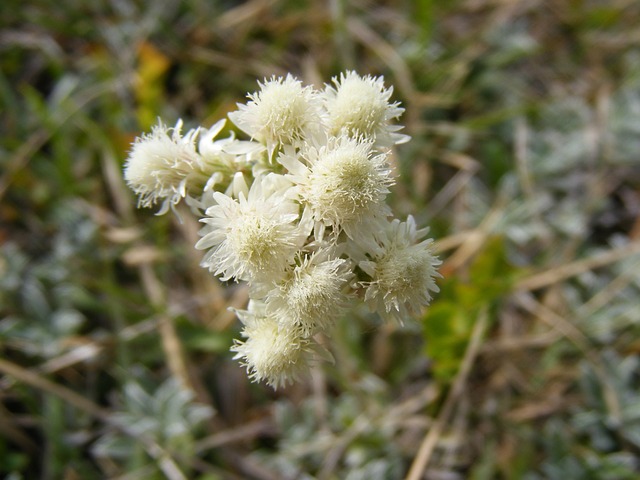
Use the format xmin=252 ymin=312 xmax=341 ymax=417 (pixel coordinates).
xmin=228 ymin=74 xmax=323 ymax=158
xmin=123 ymin=71 xmax=440 ymax=388
xmin=359 ymin=216 xmax=441 ymax=323
xmin=230 ymin=305 xmax=316 ymax=389
xmin=323 ymin=71 xmax=409 ymax=147
xmin=124 ymin=119 xmax=201 ymax=214
xmin=279 ymin=135 xmax=394 ymax=241
xmin=195 ymin=173 xmax=311 ymax=283
xmin=265 ymin=251 xmax=354 ymax=338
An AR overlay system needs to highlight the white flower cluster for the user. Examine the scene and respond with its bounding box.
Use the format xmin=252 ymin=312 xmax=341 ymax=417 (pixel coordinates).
xmin=124 ymin=71 xmax=440 ymax=388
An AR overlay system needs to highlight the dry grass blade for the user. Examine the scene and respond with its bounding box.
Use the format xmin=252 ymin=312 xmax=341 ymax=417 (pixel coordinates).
xmin=138 ymin=262 xmax=192 ymax=389
xmin=347 ymin=17 xmax=416 ymax=100
xmin=405 ymin=307 xmax=489 ymax=480
xmin=514 ymin=241 xmax=640 ymax=292
xmin=195 ymin=418 xmax=275 ymax=452
xmin=515 ymin=293 xmax=623 ymax=426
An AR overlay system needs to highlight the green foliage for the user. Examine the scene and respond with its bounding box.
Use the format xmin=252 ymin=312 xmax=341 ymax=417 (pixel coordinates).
xmin=262 ymin=391 xmax=406 ymax=479
xmin=422 ymin=237 xmax=520 ymax=381
xmin=92 ymin=377 xmax=212 ymax=474
xmin=573 ymin=351 xmax=640 ymax=451
xmin=2 ymin=0 xmax=640 ymax=478
xmin=0 ymin=203 xmax=97 ymax=359
xmin=531 ymin=420 xmax=639 ymax=480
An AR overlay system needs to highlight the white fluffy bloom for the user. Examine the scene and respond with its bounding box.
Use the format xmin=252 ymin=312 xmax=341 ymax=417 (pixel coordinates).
xmin=359 ymin=216 xmax=441 ymax=322
xmin=195 ymin=173 xmax=311 ymax=283
xmin=265 ymin=252 xmax=353 ymax=337
xmin=323 ymin=71 xmax=409 ymax=147
xmin=124 ymin=119 xmax=201 ymax=213
xmin=230 ymin=304 xmax=317 ymax=389
xmin=228 ymin=74 xmax=323 ymax=158
xmin=279 ymin=135 xmax=394 ymax=241
xmin=123 ymin=70 xmax=439 ymax=389
xmin=125 ymin=119 xmax=262 ymax=214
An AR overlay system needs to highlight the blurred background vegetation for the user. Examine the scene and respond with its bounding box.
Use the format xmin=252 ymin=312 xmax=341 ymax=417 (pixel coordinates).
xmin=2 ymin=0 xmax=640 ymax=479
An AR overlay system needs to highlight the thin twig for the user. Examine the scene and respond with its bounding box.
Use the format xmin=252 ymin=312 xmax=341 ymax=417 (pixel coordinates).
xmin=195 ymin=418 xmax=275 ymax=453
xmin=405 ymin=307 xmax=489 ymax=480
xmin=346 ymin=17 xmax=416 ymax=103
xmin=578 ymin=258 xmax=640 ymax=316
xmin=514 ymin=241 xmax=640 ymax=292
xmin=440 ymin=202 xmax=505 ymax=276
xmin=139 ymin=262 xmax=195 ymax=396
xmin=515 ymin=293 xmax=623 ymax=426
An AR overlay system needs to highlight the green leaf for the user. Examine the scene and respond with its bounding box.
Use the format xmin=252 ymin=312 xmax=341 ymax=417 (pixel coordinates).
xmin=422 ymin=236 xmax=521 ymax=381
xmin=422 ymin=301 xmax=473 ymax=381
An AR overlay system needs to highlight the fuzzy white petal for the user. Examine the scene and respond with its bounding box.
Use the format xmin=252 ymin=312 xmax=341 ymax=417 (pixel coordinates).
xmin=322 ymin=71 xmax=408 ymax=148
xmin=124 ymin=119 xmax=202 ymax=211
xmin=230 ymin=306 xmax=317 ymax=389
xmin=359 ymin=216 xmax=441 ymax=322
xmin=228 ymin=74 xmax=323 ymax=157
xmin=280 ymin=135 xmax=394 ymax=242
xmin=264 ymin=252 xmax=354 ymax=337
xmin=196 ymin=174 xmax=311 ymax=283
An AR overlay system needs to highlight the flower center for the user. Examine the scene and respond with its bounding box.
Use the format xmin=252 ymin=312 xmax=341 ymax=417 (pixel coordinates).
xmin=229 ymin=214 xmax=281 ymax=272
xmin=286 ymin=270 xmax=336 ymax=317
xmin=256 ymin=83 xmax=308 ymax=142
xmin=330 ymin=81 xmax=387 ymax=137
xmin=376 ymin=249 xmax=427 ymax=298
xmin=309 ymin=147 xmax=381 ymax=224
